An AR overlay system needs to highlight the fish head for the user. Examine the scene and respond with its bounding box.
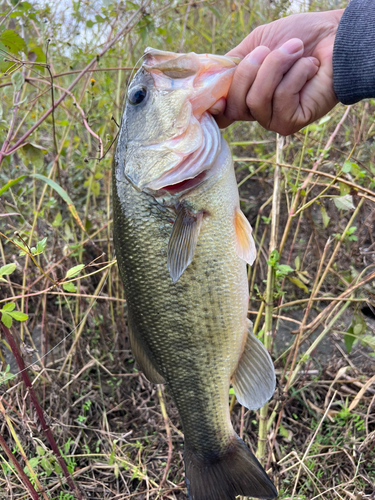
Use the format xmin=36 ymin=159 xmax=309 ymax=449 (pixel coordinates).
xmin=115 ymin=48 xmax=239 ymax=197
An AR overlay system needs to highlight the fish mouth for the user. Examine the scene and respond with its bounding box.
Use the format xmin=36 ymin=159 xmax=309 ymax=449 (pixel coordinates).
xmin=122 ymin=48 xmax=238 ymax=196
xmin=155 ymin=170 xmax=208 ymax=196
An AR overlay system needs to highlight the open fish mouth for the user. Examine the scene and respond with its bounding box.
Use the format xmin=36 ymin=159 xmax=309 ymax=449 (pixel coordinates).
xmin=121 ymin=48 xmax=239 ymax=196
xmin=156 ymin=170 xmax=208 ymax=195
xmin=144 ymin=111 xmax=223 ymax=196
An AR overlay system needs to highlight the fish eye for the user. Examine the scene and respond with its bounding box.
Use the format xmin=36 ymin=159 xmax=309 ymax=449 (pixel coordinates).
xmin=128 ymin=86 xmax=147 ymax=105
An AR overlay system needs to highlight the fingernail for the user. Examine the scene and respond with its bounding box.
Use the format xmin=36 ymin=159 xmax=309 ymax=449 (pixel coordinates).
xmin=245 ymin=46 xmax=269 ymax=66
xmin=210 ymin=106 xmax=220 ymax=115
xmin=209 ymin=97 xmax=226 ymax=115
xmin=308 ymin=56 xmax=320 ymax=67
xmin=280 ymin=38 xmax=303 ymax=55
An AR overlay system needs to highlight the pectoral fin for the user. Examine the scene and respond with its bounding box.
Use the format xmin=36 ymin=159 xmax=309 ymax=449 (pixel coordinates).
xmin=167 ymin=207 xmax=203 ymax=283
xmin=234 ymin=208 xmax=256 ymax=265
xmin=128 ymin=324 xmax=165 ymax=384
xmin=231 ymin=321 xmax=276 ymax=410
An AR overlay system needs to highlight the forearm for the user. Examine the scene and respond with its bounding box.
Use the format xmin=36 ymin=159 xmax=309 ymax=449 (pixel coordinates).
xmin=333 ymin=0 xmax=375 ymax=104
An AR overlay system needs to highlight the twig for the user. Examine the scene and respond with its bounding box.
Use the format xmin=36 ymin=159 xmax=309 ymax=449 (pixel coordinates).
xmin=0 ymin=2 xmax=148 ymax=164
xmin=0 ymin=433 xmax=40 ymax=500
xmin=291 ymin=391 xmax=337 ymax=499
xmin=28 ymin=77 xmax=104 ymax=158
xmin=256 ymin=134 xmax=283 ymax=463
xmin=0 ymin=313 xmax=84 ymax=500
xmin=234 ymin=157 xmax=375 ymax=200
xmin=157 ymin=385 xmax=173 ymax=488
xmin=179 ymin=0 xmax=193 ymax=52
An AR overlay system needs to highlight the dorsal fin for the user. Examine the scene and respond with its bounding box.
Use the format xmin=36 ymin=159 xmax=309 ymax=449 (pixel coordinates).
xmin=234 ymin=208 xmax=256 ymax=265
xmin=167 ymin=207 xmax=203 ymax=283
xmin=231 ymin=320 xmax=276 ymax=410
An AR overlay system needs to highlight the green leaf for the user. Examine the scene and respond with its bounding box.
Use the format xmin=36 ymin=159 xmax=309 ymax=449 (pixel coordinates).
xmin=320 ymin=205 xmax=330 ymax=228
xmin=27 ymin=45 xmax=46 ymax=69
xmin=11 ymin=71 xmax=24 ymax=92
xmin=276 ymin=264 xmax=293 ymax=277
xmin=2 ymin=302 xmax=15 ymax=312
xmin=95 ymin=14 xmax=105 ymax=22
xmin=0 ymin=30 xmax=26 ymax=55
xmin=36 ymin=446 xmax=45 ymax=457
xmin=294 ymin=255 xmax=300 ymax=271
xmin=1 ymin=313 xmax=12 ymax=328
xmin=19 ymin=143 xmax=47 ymax=169
xmin=267 ymin=249 xmax=279 ymax=267
xmin=353 ymin=323 xmax=362 ymax=335
xmin=17 ymin=241 xmax=29 ymax=257
xmin=278 ymin=423 xmax=292 ymax=441
xmin=362 ymin=335 xmax=375 ymax=351
xmin=86 ymin=20 xmax=95 ymax=28
xmin=0 ymin=263 xmax=16 ymax=278
xmin=208 ymin=5 xmax=222 ymax=17
xmin=333 ymin=194 xmax=355 ymax=211
xmin=91 ymin=181 xmax=100 ymax=196
xmin=52 ymin=212 xmax=62 ymax=227
xmin=229 ymin=387 xmax=235 ymax=396
xmin=35 ymin=237 xmax=47 ymax=255
xmin=287 ymin=276 xmax=309 ymax=293
xmin=346 ymin=226 xmax=357 ymax=235
xmin=9 ymin=311 xmax=28 ymax=321
xmin=344 ymin=330 xmax=355 ymax=354
xmin=53 ymin=462 xmax=62 ymax=474
xmin=342 ymin=161 xmax=352 ymax=173
xmin=40 ymin=457 xmax=53 ymax=476
xmin=30 ymin=174 xmax=86 ymax=233
xmin=65 ymin=264 xmax=84 ymax=279
xmin=339 ymin=182 xmax=351 ymax=196
xmin=0 ymin=175 xmax=27 ymax=196
xmin=28 ymin=457 xmax=39 ymax=469
xmin=63 ymin=282 xmax=76 ymax=293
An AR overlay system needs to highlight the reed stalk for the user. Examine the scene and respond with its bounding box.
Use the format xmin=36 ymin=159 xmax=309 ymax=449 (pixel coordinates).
xmin=256 ymin=135 xmax=284 ymax=464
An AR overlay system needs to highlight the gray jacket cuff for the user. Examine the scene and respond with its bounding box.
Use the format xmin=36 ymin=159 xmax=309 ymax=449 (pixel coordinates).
xmin=333 ymin=0 xmax=375 ymax=105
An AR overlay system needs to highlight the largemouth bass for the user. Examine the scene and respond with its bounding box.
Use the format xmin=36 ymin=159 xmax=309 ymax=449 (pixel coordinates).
xmin=113 ymin=48 xmax=277 ymax=500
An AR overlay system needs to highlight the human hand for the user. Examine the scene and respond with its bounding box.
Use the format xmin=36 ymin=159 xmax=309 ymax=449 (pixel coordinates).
xmin=211 ymin=10 xmax=344 ymax=135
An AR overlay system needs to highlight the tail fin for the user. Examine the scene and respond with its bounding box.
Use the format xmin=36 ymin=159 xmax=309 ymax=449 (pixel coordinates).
xmin=184 ymin=435 xmax=277 ymax=500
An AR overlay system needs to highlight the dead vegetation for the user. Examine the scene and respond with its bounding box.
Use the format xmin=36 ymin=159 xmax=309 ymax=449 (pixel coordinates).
xmin=0 ymin=0 xmax=374 ymax=499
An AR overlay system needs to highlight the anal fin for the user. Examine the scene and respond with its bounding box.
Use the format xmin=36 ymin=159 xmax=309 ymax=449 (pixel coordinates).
xmin=128 ymin=324 xmax=165 ymax=384
xmin=167 ymin=206 xmax=203 ymax=283
xmin=234 ymin=208 xmax=256 ymax=265
xmin=231 ymin=320 xmax=275 ymax=410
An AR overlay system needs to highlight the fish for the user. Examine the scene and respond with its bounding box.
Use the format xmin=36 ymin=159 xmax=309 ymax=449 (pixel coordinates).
xmin=113 ymin=47 xmax=277 ymax=500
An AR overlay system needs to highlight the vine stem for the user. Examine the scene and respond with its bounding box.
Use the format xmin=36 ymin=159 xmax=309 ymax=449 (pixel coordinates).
xmin=0 ymin=314 xmax=84 ymax=500
xmin=256 ymin=134 xmax=284 ymax=463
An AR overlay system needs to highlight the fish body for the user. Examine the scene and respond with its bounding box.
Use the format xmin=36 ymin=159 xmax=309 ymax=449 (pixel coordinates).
xmin=113 ymin=48 xmax=277 ymax=500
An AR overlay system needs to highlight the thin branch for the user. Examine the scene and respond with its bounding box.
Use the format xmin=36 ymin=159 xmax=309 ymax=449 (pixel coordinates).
xmin=0 ymin=433 xmax=40 ymax=500
xmin=0 ymin=314 xmax=84 ymax=500
xmin=0 ymin=2 xmax=148 ymax=164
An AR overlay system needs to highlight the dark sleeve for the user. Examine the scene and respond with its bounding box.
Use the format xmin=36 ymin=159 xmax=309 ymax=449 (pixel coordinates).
xmin=333 ymin=0 xmax=375 ymax=105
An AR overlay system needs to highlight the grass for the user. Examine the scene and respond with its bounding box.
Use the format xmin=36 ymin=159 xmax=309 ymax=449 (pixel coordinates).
xmin=0 ymin=0 xmax=375 ymax=499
